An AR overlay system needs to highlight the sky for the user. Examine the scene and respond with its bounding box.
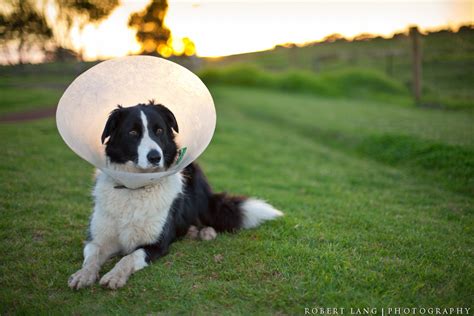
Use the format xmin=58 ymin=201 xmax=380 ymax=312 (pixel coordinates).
xmin=67 ymin=0 xmax=474 ymax=59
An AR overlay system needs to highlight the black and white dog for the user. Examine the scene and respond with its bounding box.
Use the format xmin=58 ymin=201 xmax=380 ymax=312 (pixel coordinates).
xmin=68 ymin=101 xmax=283 ymax=290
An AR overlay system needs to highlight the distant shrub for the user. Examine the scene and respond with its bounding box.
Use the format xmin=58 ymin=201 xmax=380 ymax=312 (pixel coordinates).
xmin=198 ymin=64 xmax=275 ymax=88
xmin=198 ymin=64 xmax=411 ymax=103
xmin=322 ymin=68 xmax=408 ymax=95
xmin=276 ymin=70 xmax=338 ymax=96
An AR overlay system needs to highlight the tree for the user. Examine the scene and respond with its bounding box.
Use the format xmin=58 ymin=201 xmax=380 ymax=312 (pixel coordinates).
xmin=129 ymin=0 xmax=196 ymax=57
xmin=353 ymin=33 xmax=375 ymax=42
xmin=0 ymin=0 xmax=118 ymax=64
xmin=129 ymin=0 xmax=171 ymax=56
xmin=458 ymin=24 xmax=473 ymax=33
xmin=322 ymin=33 xmax=346 ymax=43
xmin=0 ymin=0 xmax=53 ymax=64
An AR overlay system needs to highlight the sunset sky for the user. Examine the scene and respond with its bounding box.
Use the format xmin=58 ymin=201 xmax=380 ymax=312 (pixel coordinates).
xmin=71 ymin=0 xmax=473 ymax=60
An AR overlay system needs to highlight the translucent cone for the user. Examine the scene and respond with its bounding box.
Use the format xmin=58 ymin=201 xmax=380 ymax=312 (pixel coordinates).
xmin=56 ymin=56 xmax=216 ymax=189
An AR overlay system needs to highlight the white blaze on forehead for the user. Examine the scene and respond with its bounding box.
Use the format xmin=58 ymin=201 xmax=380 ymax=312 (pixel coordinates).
xmin=137 ymin=111 xmax=163 ymax=169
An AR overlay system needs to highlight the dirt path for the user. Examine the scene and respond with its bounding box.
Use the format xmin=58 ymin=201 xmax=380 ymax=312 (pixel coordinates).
xmin=0 ymin=106 xmax=57 ymax=123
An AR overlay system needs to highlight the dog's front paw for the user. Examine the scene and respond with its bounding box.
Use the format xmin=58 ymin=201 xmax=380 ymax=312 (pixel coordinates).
xmin=99 ymin=268 xmax=130 ymax=289
xmin=68 ymin=267 xmax=98 ymax=289
xmin=199 ymin=226 xmax=217 ymax=241
xmin=186 ymin=225 xmax=200 ymax=239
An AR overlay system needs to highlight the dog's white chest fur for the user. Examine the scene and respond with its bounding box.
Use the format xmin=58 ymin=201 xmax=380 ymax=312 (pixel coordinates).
xmin=91 ymin=171 xmax=183 ymax=254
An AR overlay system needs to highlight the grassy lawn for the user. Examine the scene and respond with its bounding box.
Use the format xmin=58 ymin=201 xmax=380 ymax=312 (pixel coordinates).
xmin=0 ymin=63 xmax=85 ymax=115
xmin=0 ymin=85 xmax=473 ymax=314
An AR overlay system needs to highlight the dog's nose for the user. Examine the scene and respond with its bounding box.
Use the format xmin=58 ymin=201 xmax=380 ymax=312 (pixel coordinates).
xmin=147 ymin=150 xmax=161 ymax=164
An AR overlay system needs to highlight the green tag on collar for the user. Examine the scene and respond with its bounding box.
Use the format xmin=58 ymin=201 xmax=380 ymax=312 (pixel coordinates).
xmin=175 ymin=147 xmax=187 ymax=165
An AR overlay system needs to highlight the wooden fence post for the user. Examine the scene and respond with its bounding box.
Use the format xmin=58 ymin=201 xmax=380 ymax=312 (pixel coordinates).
xmin=410 ymin=26 xmax=422 ymax=105
xmin=385 ymin=52 xmax=394 ymax=77
xmin=289 ymin=45 xmax=298 ymax=68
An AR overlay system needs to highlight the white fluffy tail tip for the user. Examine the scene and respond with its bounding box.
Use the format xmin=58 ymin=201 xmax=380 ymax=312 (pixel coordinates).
xmin=241 ymin=198 xmax=284 ymax=229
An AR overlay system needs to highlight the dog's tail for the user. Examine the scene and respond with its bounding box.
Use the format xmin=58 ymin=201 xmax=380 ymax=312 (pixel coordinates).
xmin=205 ymin=193 xmax=283 ymax=232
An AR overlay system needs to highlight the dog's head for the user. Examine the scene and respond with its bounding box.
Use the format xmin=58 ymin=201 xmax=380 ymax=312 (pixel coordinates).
xmin=101 ymin=101 xmax=179 ymax=172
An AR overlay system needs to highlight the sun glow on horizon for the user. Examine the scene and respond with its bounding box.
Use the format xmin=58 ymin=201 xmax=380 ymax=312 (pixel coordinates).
xmin=71 ymin=0 xmax=473 ymax=60
xmin=70 ymin=0 xmax=148 ymax=61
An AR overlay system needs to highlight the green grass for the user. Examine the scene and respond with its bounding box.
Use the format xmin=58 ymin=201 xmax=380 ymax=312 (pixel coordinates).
xmin=217 ymin=86 xmax=473 ymax=195
xmin=0 ymin=62 xmax=87 ymax=115
xmin=0 ymin=85 xmax=473 ymax=314
xmin=0 ymin=88 xmax=62 ymax=115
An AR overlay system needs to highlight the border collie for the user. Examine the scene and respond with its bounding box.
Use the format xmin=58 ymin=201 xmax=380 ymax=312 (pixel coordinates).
xmin=68 ymin=101 xmax=283 ymax=289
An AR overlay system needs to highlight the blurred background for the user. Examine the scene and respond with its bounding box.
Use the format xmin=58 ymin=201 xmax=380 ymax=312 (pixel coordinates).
xmin=1 ymin=2 xmax=474 ymax=313
xmin=0 ymin=0 xmax=473 ymax=115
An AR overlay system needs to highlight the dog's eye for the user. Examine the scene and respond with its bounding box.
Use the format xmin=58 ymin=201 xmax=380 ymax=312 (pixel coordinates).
xmin=155 ymin=128 xmax=163 ymax=135
xmin=129 ymin=130 xmax=138 ymax=137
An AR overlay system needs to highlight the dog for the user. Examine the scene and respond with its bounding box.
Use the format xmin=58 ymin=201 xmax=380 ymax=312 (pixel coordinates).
xmin=68 ymin=100 xmax=283 ymax=290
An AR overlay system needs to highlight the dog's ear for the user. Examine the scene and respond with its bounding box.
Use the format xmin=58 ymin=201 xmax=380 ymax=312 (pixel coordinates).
xmin=162 ymin=106 xmax=179 ymax=133
xmin=148 ymin=102 xmax=179 ymax=133
xmin=101 ymin=106 xmax=123 ymax=144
